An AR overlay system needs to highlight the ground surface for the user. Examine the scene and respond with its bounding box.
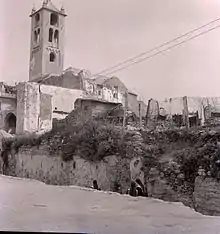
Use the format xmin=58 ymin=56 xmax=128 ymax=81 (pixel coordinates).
xmin=0 ymin=175 xmax=220 ymax=234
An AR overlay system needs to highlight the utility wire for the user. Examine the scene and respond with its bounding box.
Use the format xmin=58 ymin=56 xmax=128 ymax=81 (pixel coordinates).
xmin=100 ymin=24 xmax=220 ymax=76
xmin=93 ymin=17 xmax=220 ymax=77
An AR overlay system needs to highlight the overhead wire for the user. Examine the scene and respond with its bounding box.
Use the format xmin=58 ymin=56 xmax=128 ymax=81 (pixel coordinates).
xmin=102 ymin=24 xmax=220 ymax=76
xmin=93 ymin=17 xmax=220 ymax=77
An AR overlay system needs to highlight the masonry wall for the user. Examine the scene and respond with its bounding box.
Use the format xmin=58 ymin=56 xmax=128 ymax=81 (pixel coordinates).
xmin=0 ymin=97 xmax=16 ymax=130
xmin=127 ymin=93 xmax=138 ymax=116
xmin=79 ymin=99 xmax=118 ymax=118
xmin=193 ymin=177 xmax=220 ymax=216
xmin=16 ymin=82 xmax=40 ymax=134
xmin=16 ymin=82 xmax=84 ymax=134
xmin=157 ymin=96 xmax=220 ymax=126
xmin=84 ymin=79 xmax=125 ymax=106
xmin=138 ymin=101 xmax=147 ymax=118
xmin=7 ymin=147 xmax=130 ymax=193
xmin=40 ymin=84 xmax=83 ymax=113
xmin=40 ymin=72 xmax=83 ymax=90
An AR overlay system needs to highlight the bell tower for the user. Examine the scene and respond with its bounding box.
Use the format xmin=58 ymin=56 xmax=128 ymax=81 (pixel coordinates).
xmin=29 ymin=0 xmax=67 ymax=81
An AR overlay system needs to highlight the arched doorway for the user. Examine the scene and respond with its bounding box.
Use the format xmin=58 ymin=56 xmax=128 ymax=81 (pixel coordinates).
xmin=5 ymin=113 xmax=16 ymax=134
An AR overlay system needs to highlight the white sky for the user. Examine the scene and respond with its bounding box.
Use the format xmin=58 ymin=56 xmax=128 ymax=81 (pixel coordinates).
xmin=1 ymin=0 xmax=220 ymax=102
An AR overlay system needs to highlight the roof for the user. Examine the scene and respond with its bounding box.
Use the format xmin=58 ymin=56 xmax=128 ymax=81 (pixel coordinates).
xmin=92 ymin=75 xmax=109 ymax=85
xmin=30 ymin=0 xmax=67 ymax=17
xmin=43 ymin=0 xmax=59 ymax=12
xmin=128 ymin=90 xmax=138 ymax=96
xmin=91 ymin=76 xmax=128 ymax=91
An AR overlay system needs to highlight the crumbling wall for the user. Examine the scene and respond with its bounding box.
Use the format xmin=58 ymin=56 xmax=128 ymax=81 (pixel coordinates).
xmin=138 ymin=100 xmax=147 ymax=118
xmin=193 ymin=177 xmax=220 ymax=216
xmin=16 ymin=82 xmax=84 ymax=134
xmin=6 ymin=146 xmax=130 ymax=193
xmin=157 ymin=96 xmax=220 ymax=127
xmin=40 ymin=84 xmax=83 ymax=114
xmin=0 ymin=97 xmax=16 ymax=130
xmin=84 ymin=79 xmax=125 ymax=106
xmin=127 ymin=92 xmax=139 ymax=117
xmin=16 ymin=82 xmax=40 ymax=134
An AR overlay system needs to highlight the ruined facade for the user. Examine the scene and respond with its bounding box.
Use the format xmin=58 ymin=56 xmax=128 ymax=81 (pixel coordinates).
xmin=0 ymin=0 xmax=146 ymax=135
xmin=147 ymin=96 xmax=220 ymax=128
xmin=0 ymin=83 xmax=17 ymax=134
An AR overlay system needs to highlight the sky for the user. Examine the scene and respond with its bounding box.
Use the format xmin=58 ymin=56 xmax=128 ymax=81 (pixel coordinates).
xmin=1 ymin=0 xmax=220 ymax=102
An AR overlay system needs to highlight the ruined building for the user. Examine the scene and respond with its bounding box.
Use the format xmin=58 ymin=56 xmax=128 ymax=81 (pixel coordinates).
xmin=0 ymin=0 xmax=145 ymax=135
xmin=146 ymin=96 xmax=220 ymax=129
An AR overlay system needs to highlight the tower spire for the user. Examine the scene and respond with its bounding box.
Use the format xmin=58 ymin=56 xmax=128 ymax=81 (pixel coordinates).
xmin=31 ymin=4 xmax=36 ymax=14
xmin=60 ymin=5 xmax=65 ymax=14
xmin=42 ymin=0 xmax=51 ymax=7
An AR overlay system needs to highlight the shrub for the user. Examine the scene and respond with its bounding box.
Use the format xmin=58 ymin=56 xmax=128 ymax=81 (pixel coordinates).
xmin=10 ymin=134 xmax=41 ymax=153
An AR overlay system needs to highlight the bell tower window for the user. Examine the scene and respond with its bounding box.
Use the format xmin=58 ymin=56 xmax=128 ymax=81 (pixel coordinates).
xmin=54 ymin=30 xmax=59 ymax=47
xmin=34 ymin=28 xmax=40 ymax=44
xmin=49 ymin=52 xmax=56 ymax=62
xmin=35 ymin=13 xmax=40 ymax=27
xmin=50 ymin=13 xmax=58 ymax=26
xmin=49 ymin=28 xmax=53 ymax=42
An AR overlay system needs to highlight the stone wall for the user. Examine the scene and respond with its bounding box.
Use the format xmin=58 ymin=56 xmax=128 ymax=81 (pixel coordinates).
xmin=6 ymin=146 xmax=130 ymax=193
xmin=193 ymin=177 xmax=220 ymax=216
xmin=16 ymin=82 xmax=84 ymax=134
xmin=128 ymin=92 xmax=139 ymax=117
xmin=2 ymin=144 xmax=220 ymax=216
xmin=157 ymin=96 xmax=220 ymax=126
xmin=0 ymin=96 xmax=16 ymax=130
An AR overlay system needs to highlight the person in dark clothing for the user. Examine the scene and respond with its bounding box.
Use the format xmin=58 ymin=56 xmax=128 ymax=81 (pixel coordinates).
xmin=136 ymin=186 xmax=144 ymax=196
xmin=136 ymin=178 xmax=148 ymax=197
xmin=127 ymin=181 xmax=138 ymax=197
xmin=93 ymin=180 xmax=101 ymax=190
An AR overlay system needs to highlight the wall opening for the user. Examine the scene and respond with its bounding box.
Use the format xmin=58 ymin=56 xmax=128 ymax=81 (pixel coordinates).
xmin=189 ymin=116 xmax=198 ymax=128
xmin=49 ymin=28 xmax=53 ymax=42
xmin=34 ymin=28 xmax=40 ymax=43
xmin=50 ymin=13 xmax=58 ymax=26
xmin=54 ymin=29 xmax=59 ymax=47
xmin=172 ymin=114 xmax=183 ymax=127
xmin=49 ymin=52 xmax=56 ymax=62
xmin=35 ymin=13 xmax=40 ymax=26
xmin=113 ymin=93 xmax=118 ymax=98
xmin=5 ymin=113 xmax=16 ymax=134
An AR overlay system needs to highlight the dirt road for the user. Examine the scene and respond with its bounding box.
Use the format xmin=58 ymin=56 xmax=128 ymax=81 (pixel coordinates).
xmin=0 ymin=175 xmax=220 ymax=234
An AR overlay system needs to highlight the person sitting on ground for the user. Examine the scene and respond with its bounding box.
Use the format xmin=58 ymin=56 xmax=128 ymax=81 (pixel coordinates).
xmin=136 ymin=178 xmax=148 ymax=197
xmin=92 ymin=180 xmax=101 ymax=190
xmin=136 ymin=186 xmax=144 ymax=196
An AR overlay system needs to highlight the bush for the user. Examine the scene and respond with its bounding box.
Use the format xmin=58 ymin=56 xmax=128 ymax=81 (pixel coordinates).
xmin=59 ymin=120 xmax=125 ymax=162
xmin=11 ymin=134 xmax=41 ymax=153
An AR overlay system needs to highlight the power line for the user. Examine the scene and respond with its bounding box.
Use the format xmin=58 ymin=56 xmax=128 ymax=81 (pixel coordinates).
xmin=100 ymin=24 xmax=220 ymax=76
xmin=102 ymin=24 xmax=220 ymax=76
xmin=93 ymin=17 xmax=220 ymax=77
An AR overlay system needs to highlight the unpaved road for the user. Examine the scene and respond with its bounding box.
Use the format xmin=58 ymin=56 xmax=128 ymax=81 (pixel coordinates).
xmin=0 ymin=175 xmax=220 ymax=234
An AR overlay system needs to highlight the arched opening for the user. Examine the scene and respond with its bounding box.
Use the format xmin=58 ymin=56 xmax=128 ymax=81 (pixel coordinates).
xmin=50 ymin=13 xmax=58 ymax=26
xmin=49 ymin=52 xmax=56 ymax=62
xmin=49 ymin=28 xmax=53 ymax=42
xmin=35 ymin=13 xmax=40 ymax=26
xmin=5 ymin=113 xmax=16 ymax=134
xmin=34 ymin=30 xmax=38 ymax=42
xmin=54 ymin=29 xmax=59 ymax=47
xmin=34 ymin=28 xmax=40 ymax=43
